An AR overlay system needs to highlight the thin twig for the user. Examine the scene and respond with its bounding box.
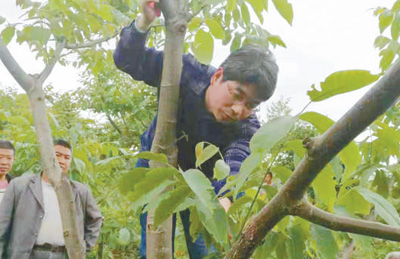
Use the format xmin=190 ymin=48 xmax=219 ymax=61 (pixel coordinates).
xmin=65 ymin=32 xmax=119 ymax=49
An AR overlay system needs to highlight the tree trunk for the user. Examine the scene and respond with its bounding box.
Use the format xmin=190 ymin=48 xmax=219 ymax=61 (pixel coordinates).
xmin=0 ymin=37 xmax=85 ymax=259
xmin=146 ymin=1 xmax=188 ymax=258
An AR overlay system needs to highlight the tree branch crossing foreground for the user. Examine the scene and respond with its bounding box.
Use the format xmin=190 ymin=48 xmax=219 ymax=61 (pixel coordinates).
xmin=227 ymin=60 xmax=400 ymax=258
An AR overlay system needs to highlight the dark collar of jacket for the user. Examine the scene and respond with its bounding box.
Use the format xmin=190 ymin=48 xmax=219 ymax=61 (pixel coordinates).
xmin=29 ymin=173 xmax=79 ymax=210
xmin=6 ymin=174 xmax=13 ymax=183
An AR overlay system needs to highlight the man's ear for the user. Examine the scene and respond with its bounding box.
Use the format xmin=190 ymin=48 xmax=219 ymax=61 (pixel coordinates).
xmin=211 ymin=67 xmax=224 ymax=86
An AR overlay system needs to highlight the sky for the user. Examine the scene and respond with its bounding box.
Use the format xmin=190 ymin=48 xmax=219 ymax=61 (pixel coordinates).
xmin=0 ymin=0 xmax=396 ymax=121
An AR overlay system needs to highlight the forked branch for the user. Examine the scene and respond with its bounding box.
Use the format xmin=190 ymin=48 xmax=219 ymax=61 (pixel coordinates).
xmin=37 ymin=39 xmax=66 ymax=86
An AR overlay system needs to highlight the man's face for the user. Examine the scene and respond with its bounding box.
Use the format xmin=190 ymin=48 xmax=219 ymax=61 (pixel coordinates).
xmin=206 ymin=68 xmax=261 ymax=122
xmin=54 ymin=145 xmax=72 ymax=174
xmin=0 ymin=148 xmax=14 ymax=176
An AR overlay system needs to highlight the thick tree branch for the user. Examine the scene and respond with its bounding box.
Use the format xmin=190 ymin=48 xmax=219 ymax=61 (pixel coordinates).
xmin=227 ymin=60 xmax=400 ymax=258
xmin=286 ymin=60 xmax=400 ymax=201
xmin=292 ymin=200 xmax=400 ymax=242
xmin=37 ymin=39 xmax=66 ymax=86
xmin=0 ymin=36 xmax=34 ymax=91
xmin=64 ymin=32 xmax=118 ymax=49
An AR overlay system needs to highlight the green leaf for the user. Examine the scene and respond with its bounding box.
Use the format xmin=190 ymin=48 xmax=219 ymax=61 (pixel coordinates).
xmin=188 ymin=17 xmax=203 ymax=32
xmin=189 ymin=206 xmax=203 ymax=241
xmin=391 ymin=13 xmax=400 ymax=40
xmin=340 ymin=142 xmax=361 ymax=181
xmin=232 ymin=152 xmax=261 ymax=197
xmin=227 ymin=195 xmax=252 ymax=215
xmin=312 ymin=166 xmax=336 ymax=211
xmin=379 ymin=10 xmax=394 ymax=34
xmin=241 ymin=3 xmax=250 ymax=24
xmin=270 ymin=165 xmax=292 ymax=184
xmin=226 ymin=0 xmax=237 ymax=12
xmin=154 ymin=186 xmax=191 ymax=227
xmin=393 ymin=0 xmax=400 ymax=12
xmin=0 ymin=16 xmax=5 ymax=25
xmin=380 ymin=48 xmax=395 ymax=71
xmin=337 ymin=188 xmax=370 ymax=215
xmin=213 ymin=159 xmax=230 ymax=180
xmin=245 ymin=0 xmax=264 ymax=14
xmin=99 ymin=4 xmax=114 ymax=22
xmin=374 ymin=36 xmax=390 ymax=49
xmin=182 ymin=169 xmax=215 ymax=212
xmin=22 ymin=26 xmax=51 ymax=44
xmin=300 ymin=112 xmax=333 ymax=133
xmin=230 ymin=33 xmax=242 ymax=52
xmin=245 ymin=0 xmax=264 ymax=22
xmin=263 ymin=0 xmax=269 ymax=11
xmin=126 ymin=168 xmax=176 ymax=207
xmin=310 ymin=224 xmax=338 ymax=259
xmin=195 ymin=143 xmax=219 ymax=168
xmin=250 ymin=115 xmax=296 ymax=153
xmin=287 ymin=223 xmax=307 ymax=259
xmin=372 ymin=169 xmax=389 ymax=198
xmin=192 ymin=29 xmax=214 ymax=65
xmin=195 ymin=196 xmax=229 ymax=247
xmin=349 ymin=234 xmax=373 ymax=255
xmin=73 ymin=157 xmax=86 ymax=173
xmin=268 ymin=35 xmax=286 ymax=48
xmin=118 ymin=167 xmax=149 ymax=194
xmin=134 ymin=151 xmax=168 ymax=164
xmin=358 ymin=188 xmax=400 ymax=226
xmin=1 ymin=26 xmax=15 ymax=46
xmin=374 ymin=122 xmax=400 ymax=157
xmin=254 ymin=232 xmax=280 ymax=258
xmin=205 ymin=18 xmax=225 ymax=39
xmin=7 ymin=115 xmax=31 ymax=127
xmin=272 ymin=0 xmax=293 ymax=25
xmin=307 ymin=70 xmax=380 ymax=102
xmin=117 ymin=228 xmax=131 ymax=246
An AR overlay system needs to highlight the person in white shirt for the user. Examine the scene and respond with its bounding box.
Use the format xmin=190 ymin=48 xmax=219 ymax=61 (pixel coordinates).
xmin=0 ymin=139 xmax=102 ymax=259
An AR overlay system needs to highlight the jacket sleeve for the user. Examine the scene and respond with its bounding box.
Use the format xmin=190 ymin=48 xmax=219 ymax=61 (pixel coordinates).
xmin=213 ymin=115 xmax=260 ymax=196
xmin=113 ymin=20 xmax=163 ymax=88
xmin=83 ymin=187 xmax=102 ymax=251
xmin=0 ymin=180 xmax=16 ymax=258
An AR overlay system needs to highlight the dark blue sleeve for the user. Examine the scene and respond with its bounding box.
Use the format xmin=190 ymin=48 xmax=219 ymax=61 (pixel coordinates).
xmin=212 ymin=115 xmax=260 ymax=195
xmin=114 ymin=20 xmax=214 ymax=90
xmin=113 ymin=21 xmax=163 ymax=87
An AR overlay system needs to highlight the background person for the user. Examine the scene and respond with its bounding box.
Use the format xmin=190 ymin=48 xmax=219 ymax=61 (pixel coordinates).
xmin=0 ymin=140 xmax=15 ymax=201
xmin=0 ymin=139 xmax=102 ymax=259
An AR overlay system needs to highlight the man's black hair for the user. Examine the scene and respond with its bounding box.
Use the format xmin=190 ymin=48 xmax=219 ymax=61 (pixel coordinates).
xmin=53 ymin=139 xmax=73 ymax=153
xmin=0 ymin=140 xmax=15 ymax=155
xmin=220 ymin=44 xmax=279 ymax=103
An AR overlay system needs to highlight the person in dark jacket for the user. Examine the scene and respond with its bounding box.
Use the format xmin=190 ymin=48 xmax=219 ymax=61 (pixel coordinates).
xmin=113 ymin=0 xmax=279 ymax=258
xmin=0 ymin=140 xmax=15 ymax=200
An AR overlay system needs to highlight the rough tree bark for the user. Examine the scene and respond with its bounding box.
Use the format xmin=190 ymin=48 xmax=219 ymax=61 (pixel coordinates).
xmin=226 ymin=61 xmax=400 ymax=258
xmin=145 ymin=0 xmax=188 ymax=258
